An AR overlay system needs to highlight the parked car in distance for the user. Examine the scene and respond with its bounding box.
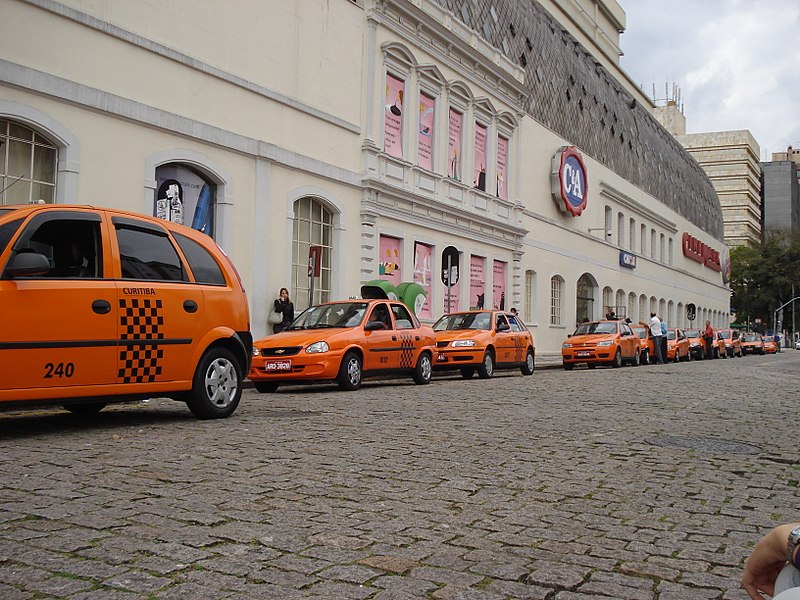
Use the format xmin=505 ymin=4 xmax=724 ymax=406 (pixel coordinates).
xmin=432 ymin=310 xmax=535 ymax=379
xmin=795 ymin=339 xmax=800 ymax=350
xmin=712 ymin=331 xmax=728 ymax=359
xmin=683 ymin=328 xmax=706 ymax=360
xmin=762 ymin=335 xmax=778 ymax=354
xmin=0 ymin=204 xmax=253 ymax=419
xmin=249 ymin=299 xmax=435 ymax=392
xmin=561 ymin=319 xmax=640 ymax=370
xmin=666 ymin=328 xmax=690 ymax=362
xmin=717 ymin=328 xmax=743 ymax=358
xmin=741 ymin=333 xmax=765 ymax=355
xmin=630 ymin=322 xmax=656 ymax=365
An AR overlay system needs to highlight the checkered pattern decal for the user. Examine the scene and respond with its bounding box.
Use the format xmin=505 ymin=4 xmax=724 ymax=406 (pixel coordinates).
xmin=399 ymin=334 xmax=415 ymax=369
xmin=118 ymin=298 xmax=165 ymax=383
xmin=514 ymin=336 xmax=525 ymax=362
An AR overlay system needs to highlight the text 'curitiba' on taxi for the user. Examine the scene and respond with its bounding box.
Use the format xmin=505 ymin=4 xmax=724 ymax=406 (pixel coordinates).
xmin=0 ymin=204 xmax=253 ymax=419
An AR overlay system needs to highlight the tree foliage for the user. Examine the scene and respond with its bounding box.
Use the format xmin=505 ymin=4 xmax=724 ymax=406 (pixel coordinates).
xmin=730 ymin=228 xmax=800 ymax=332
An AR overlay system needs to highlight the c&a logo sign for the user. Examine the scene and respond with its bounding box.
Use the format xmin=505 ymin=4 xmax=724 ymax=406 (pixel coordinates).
xmin=551 ymin=146 xmax=588 ymax=217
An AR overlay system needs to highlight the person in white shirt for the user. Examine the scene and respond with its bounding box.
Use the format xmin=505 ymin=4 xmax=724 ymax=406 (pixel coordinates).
xmin=649 ymin=312 xmax=665 ymax=364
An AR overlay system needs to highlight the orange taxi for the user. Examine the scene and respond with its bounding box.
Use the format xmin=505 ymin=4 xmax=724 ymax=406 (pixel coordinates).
xmin=249 ymin=299 xmax=435 ymax=392
xmin=665 ymin=328 xmax=690 ymax=362
xmin=432 ymin=310 xmax=535 ymax=378
xmin=741 ymin=333 xmax=765 ymax=355
xmin=561 ymin=319 xmax=640 ymax=370
xmin=717 ymin=328 xmax=743 ymax=358
xmin=0 ymin=204 xmax=252 ymax=419
xmin=711 ymin=331 xmax=728 ymax=359
xmin=630 ymin=322 xmax=656 ymax=365
xmin=683 ymin=328 xmax=706 ymax=360
xmin=762 ymin=335 xmax=778 ymax=354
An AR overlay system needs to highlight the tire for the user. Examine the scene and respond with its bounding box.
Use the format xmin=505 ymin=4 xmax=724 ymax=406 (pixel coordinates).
xmin=631 ymin=349 xmax=640 ymax=366
xmin=460 ymin=367 xmax=475 ymax=379
xmin=477 ymin=349 xmax=494 ymax=379
xmin=254 ymin=382 xmax=279 ymax=393
xmin=64 ymin=402 xmax=106 ymax=415
xmin=686 ymin=349 xmax=692 ymax=362
xmin=521 ymin=349 xmax=535 ymax=375
xmin=611 ymin=348 xmax=622 ymax=368
xmin=412 ymin=352 xmax=432 ymax=385
xmin=337 ymin=351 xmax=362 ymax=391
xmin=185 ymin=347 xmax=242 ymax=419
xmin=640 ymin=349 xmax=649 ymax=365
xmin=673 ymin=350 xmax=680 ymax=363
xmin=587 ymin=363 xmax=596 ymax=369
xmin=563 ymin=363 xmax=574 ymax=371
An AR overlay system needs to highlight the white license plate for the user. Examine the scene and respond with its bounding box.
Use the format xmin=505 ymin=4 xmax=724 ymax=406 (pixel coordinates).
xmin=576 ymin=351 xmax=591 ymax=357
xmin=265 ymin=360 xmax=291 ymax=372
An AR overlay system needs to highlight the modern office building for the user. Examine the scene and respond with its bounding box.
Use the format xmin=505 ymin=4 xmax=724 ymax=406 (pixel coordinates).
xmin=761 ymin=157 xmax=800 ymax=232
xmin=0 ymin=0 xmax=731 ymax=354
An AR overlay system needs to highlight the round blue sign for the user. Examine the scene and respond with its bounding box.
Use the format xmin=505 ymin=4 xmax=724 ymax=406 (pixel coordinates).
xmin=555 ymin=147 xmax=588 ymax=217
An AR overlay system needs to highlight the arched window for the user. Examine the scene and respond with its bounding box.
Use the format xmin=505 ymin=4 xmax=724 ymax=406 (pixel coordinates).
xmin=639 ymin=294 xmax=648 ymax=323
xmin=0 ymin=120 xmax=57 ymax=204
xmin=576 ymin=274 xmax=596 ymax=324
xmin=154 ymin=164 xmax=216 ymax=236
xmin=616 ymin=289 xmax=625 ymax=318
xmin=602 ymin=286 xmax=614 ymax=317
xmin=628 ymin=292 xmax=637 ymax=323
xmin=524 ymin=269 xmax=536 ymax=324
xmin=550 ymin=275 xmax=564 ymax=326
xmin=292 ymin=197 xmax=333 ymax=309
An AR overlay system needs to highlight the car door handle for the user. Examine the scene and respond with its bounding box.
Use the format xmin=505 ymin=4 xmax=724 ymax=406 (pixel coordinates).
xmin=183 ymin=300 xmax=198 ymax=313
xmin=91 ymin=299 xmax=111 ymax=315
xmin=392 ymin=336 xmax=397 ymax=341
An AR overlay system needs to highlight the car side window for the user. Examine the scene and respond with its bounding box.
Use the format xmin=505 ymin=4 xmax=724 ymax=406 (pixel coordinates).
xmin=391 ymin=304 xmax=416 ymax=329
xmin=173 ymin=233 xmax=226 ymax=285
xmin=507 ymin=315 xmax=524 ymax=332
xmin=368 ymin=303 xmax=392 ymax=330
xmin=496 ymin=314 xmax=510 ymax=331
xmin=0 ymin=218 xmax=23 ymax=257
xmin=10 ymin=216 xmax=102 ymax=278
xmin=116 ymin=224 xmax=186 ymax=281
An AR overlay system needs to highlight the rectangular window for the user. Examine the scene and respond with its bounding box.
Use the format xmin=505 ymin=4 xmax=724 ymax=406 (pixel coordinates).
xmin=617 ymin=212 xmax=625 ymax=247
xmin=417 ymin=93 xmax=435 ymax=171
xmin=447 ymin=109 xmax=463 ymax=181
xmin=413 ymin=241 xmax=433 ymax=319
xmin=660 ymin=233 xmax=665 ymax=262
xmin=473 ymin=122 xmax=487 ymax=191
xmin=383 ymin=74 xmax=405 ymax=159
xmin=469 ymin=255 xmax=485 ymax=309
xmin=550 ymin=277 xmax=562 ymax=325
xmin=492 ymin=260 xmax=507 ymax=309
xmin=379 ymin=235 xmax=402 ymax=286
xmin=496 ymin=136 xmax=509 ymax=200
xmin=651 ymin=229 xmax=656 ymax=259
xmin=640 ymin=224 xmax=647 ymax=255
xmin=524 ymin=270 xmax=535 ymax=323
xmin=629 ymin=218 xmax=636 ymax=250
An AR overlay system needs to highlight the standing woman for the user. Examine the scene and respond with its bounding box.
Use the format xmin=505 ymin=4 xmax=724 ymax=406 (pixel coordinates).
xmin=272 ymin=288 xmax=294 ymax=334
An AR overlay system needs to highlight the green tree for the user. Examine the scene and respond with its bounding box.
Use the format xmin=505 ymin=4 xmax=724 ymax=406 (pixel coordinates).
xmin=730 ymin=228 xmax=800 ymax=333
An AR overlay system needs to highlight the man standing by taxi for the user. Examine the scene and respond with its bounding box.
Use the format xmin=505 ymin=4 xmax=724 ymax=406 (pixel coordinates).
xmin=650 ymin=312 xmax=665 ymax=364
xmin=703 ymin=320 xmax=715 ymax=359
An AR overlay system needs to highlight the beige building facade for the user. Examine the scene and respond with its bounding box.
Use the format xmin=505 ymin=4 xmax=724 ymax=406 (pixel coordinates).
xmin=0 ymin=0 xmax=731 ymax=355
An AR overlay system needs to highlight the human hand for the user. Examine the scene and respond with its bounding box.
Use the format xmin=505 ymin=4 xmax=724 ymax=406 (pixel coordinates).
xmin=742 ymin=524 xmax=797 ymax=599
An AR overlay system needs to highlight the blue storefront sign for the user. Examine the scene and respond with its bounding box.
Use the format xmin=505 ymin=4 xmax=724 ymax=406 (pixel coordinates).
xmin=550 ymin=146 xmax=588 ymax=217
xmin=619 ymin=251 xmax=637 ymax=269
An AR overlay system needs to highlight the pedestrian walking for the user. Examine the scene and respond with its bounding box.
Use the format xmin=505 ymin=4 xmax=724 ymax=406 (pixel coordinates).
xmin=649 ymin=312 xmax=664 ymax=364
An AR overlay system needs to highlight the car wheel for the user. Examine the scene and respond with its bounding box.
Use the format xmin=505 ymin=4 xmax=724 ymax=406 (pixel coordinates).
xmin=686 ymin=349 xmax=692 ymax=362
xmin=412 ymin=352 xmax=432 ymax=385
xmin=521 ymin=349 xmax=535 ymax=375
xmin=631 ymin=349 xmax=640 ymax=366
xmin=587 ymin=363 xmax=596 ymax=369
xmin=641 ymin=349 xmax=649 ymax=365
xmin=254 ymin=382 xmax=279 ymax=393
xmin=611 ymin=348 xmax=622 ymax=368
xmin=185 ymin=347 xmax=242 ymax=419
xmin=337 ymin=351 xmax=362 ymax=391
xmin=460 ymin=367 xmax=475 ymax=379
xmin=674 ymin=350 xmax=680 ymax=363
xmin=64 ymin=402 xmax=107 ymax=415
xmin=477 ymin=350 xmax=494 ymax=379
xmin=563 ymin=363 xmax=574 ymax=371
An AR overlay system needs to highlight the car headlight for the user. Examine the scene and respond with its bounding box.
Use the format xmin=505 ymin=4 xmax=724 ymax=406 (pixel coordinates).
xmin=252 ymin=345 xmax=260 ymax=357
xmin=596 ymin=340 xmax=614 ymax=347
xmin=562 ymin=342 xmax=573 ymax=349
xmin=306 ymin=341 xmax=329 ymax=353
xmin=451 ymin=340 xmax=476 ymax=347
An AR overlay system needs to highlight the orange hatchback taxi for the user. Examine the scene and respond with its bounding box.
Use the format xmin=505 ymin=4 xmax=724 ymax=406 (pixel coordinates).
xmin=249 ymin=299 xmax=435 ymax=392
xmin=666 ymin=328 xmax=691 ymax=362
xmin=561 ymin=319 xmax=640 ymax=370
xmin=740 ymin=333 xmax=765 ymax=355
xmin=630 ymin=322 xmax=656 ymax=365
xmin=0 ymin=204 xmax=252 ymax=418
xmin=432 ymin=310 xmax=535 ymax=379
xmin=762 ymin=336 xmax=779 ymax=354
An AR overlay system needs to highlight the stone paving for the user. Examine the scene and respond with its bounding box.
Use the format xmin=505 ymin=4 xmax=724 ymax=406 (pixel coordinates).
xmin=1 ymin=351 xmax=799 ymax=599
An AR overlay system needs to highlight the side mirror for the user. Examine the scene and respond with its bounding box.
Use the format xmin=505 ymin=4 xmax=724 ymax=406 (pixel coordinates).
xmin=365 ymin=320 xmax=386 ymax=331
xmin=5 ymin=252 xmax=51 ymax=277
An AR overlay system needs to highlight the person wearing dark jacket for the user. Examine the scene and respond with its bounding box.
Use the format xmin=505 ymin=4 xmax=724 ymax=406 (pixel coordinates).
xmin=272 ymin=287 xmax=294 ymax=334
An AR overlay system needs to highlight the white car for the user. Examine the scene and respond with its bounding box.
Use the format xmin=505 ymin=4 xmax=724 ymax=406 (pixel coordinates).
xmin=795 ymin=339 xmax=800 ymax=350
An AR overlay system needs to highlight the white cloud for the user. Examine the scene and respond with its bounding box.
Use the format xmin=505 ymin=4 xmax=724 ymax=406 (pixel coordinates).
xmin=621 ymin=0 xmax=800 ymax=158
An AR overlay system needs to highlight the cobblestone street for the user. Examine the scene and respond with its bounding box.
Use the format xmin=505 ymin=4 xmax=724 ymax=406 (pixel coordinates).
xmin=1 ymin=352 xmax=798 ymax=599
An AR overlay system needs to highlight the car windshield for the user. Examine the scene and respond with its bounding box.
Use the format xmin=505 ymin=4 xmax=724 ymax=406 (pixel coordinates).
xmin=631 ymin=327 xmax=646 ymax=339
xmin=684 ymin=329 xmax=700 ymax=338
xmin=574 ymin=321 xmax=617 ymax=335
xmin=719 ymin=331 xmax=731 ymax=339
xmin=288 ymin=302 xmax=368 ymax=330
xmin=666 ymin=330 xmax=677 ymax=340
xmin=763 ymin=336 xmax=774 ymax=342
xmin=433 ymin=312 xmax=492 ymax=331
xmin=743 ymin=334 xmax=760 ymax=342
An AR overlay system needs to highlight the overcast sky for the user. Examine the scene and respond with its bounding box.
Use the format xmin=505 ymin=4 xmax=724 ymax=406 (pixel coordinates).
xmin=619 ymin=0 xmax=800 ymax=161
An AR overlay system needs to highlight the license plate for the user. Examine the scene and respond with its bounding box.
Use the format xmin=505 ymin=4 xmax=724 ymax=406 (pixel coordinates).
xmin=265 ymin=360 xmax=291 ymax=372
xmin=576 ymin=351 xmax=591 ymax=357
xmin=437 ymin=353 xmax=447 ymax=362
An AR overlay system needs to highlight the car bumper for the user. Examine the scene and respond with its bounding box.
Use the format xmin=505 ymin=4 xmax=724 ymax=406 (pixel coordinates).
xmin=249 ymin=350 xmax=345 ymax=382
xmin=433 ymin=347 xmax=487 ymax=369
xmin=561 ymin=349 xmax=614 ymax=363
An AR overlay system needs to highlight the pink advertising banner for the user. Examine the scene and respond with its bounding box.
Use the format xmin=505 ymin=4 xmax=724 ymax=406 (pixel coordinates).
xmin=448 ymin=108 xmax=462 ymax=181
xmin=379 ymin=235 xmax=402 ymax=285
xmin=470 ymin=255 xmax=485 ymax=309
xmin=492 ymin=260 xmax=507 ymax=310
xmin=496 ymin=136 xmax=508 ymax=200
xmin=418 ymin=94 xmax=435 ymax=171
xmin=473 ymin=123 xmax=487 ymax=191
xmin=413 ymin=242 xmax=433 ymax=319
xmin=384 ymin=74 xmax=405 ymax=159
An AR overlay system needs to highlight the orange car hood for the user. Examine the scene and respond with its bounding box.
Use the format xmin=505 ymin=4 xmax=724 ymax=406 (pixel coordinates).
xmin=435 ymin=330 xmax=489 ymax=342
xmin=567 ymin=333 xmax=615 ymax=344
xmin=258 ymin=327 xmax=353 ymax=346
